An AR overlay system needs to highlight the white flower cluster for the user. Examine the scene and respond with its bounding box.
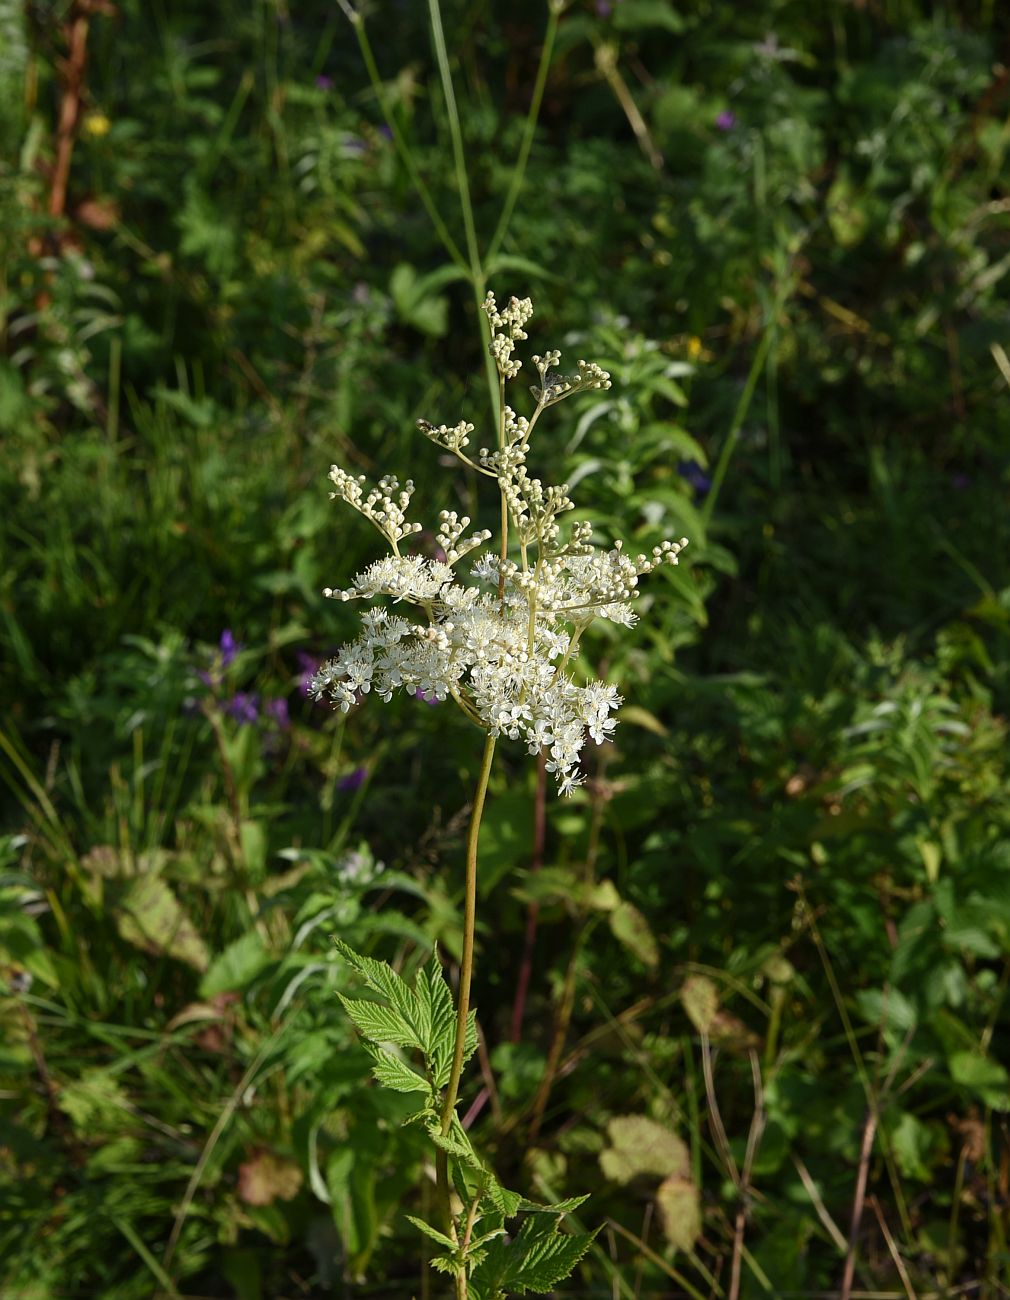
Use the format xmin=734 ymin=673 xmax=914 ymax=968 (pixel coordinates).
xmin=327 ymin=467 xmax=422 ymax=548
xmin=312 ymin=293 xmax=689 ymax=794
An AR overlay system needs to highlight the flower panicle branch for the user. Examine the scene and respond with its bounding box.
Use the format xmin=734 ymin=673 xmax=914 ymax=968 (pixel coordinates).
xmin=312 ymin=292 xmax=688 ymax=795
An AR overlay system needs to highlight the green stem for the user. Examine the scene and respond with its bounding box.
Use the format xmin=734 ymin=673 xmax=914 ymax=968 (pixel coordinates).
xmin=487 ymin=0 xmax=562 ymax=263
xmin=700 ymin=322 xmax=775 ymax=529
xmin=441 ymin=732 xmax=497 ymax=1133
xmin=435 ymin=732 xmax=497 ymax=1298
xmin=427 ymin=0 xmax=499 ymax=423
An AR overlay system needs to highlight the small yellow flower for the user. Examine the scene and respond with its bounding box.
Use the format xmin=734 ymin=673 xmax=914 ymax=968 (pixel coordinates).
xmin=82 ymin=112 xmax=111 ymax=138
xmin=687 ymin=335 xmax=704 ymax=361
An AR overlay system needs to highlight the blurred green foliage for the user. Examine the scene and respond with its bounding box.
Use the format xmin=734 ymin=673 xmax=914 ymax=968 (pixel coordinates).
xmin=2 ymin=0 xmax=1010 ymax=1295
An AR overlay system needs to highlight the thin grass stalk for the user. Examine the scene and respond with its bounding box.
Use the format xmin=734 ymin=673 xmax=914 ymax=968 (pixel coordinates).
xmin=486 ymin=0 xmax=562 ymax=263
xmin=427 ymin=0 xmax=500 ymax=421
xmin=337 ymin=1 xmax=467 ymax=271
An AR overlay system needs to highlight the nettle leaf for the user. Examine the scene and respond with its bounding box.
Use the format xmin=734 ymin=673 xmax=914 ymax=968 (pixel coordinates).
xmin=335 ymin=940 xmax=424 ymax=1029
xmin=404 ymin=1214 xmax=457 ymax=1251
xmin=471 ymin=1213 xmax=595 ymax=1297
xmin=417 ymin=952 xmax=477 ymax=1086
xmin=600 ymin=1115 xmax=690 ymax=1184
xmin=521 ymin=1194 xmax=591 ymax=1215
xmin=338 ymin=993 xmax=421 ymax=1050
xmin=366 ymin=1044 xmax=431 ymax=1095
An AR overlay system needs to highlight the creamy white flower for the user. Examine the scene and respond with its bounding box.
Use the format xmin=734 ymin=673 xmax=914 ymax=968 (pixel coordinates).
xmin=312 ymin=292 xmax=688 ymax=793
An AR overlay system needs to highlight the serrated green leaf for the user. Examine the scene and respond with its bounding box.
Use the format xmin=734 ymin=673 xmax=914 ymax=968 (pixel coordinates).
xmin=404 ymin=1214 xmax=457 ymax=1251
xmin=428 ymin=1121 xmax=482 ymax=1171
xmin=335 ymin=940 xmax=428 ymax=1047
xmin=417 ymin=950 xmax=467 ymax=1086
xmin=473 ymin=1214 xmax=596 ymax=1296
xmin=338 ymin=993 xmax=421 ymax=1050
xmin=366 ymin=1045 xmax=431 ymax=1094
xmin=519 ymin=1194 xmax=590 ymax=1215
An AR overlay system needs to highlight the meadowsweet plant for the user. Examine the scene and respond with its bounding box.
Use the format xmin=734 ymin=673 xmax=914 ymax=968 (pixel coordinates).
xmin=312 ymin=293 xmax=688 ymax=1298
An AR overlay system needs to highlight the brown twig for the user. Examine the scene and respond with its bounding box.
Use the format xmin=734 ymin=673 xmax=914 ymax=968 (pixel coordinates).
xmin=840 ymin=1105 xmax=879 ymax=1300
xmin=728 ymin=1049 xmax=766 ymax=1300
xmin=869 ymin=1195 xmax=917 ymax=1300
xmin=49 ymin=0 xmax=115 ymax=222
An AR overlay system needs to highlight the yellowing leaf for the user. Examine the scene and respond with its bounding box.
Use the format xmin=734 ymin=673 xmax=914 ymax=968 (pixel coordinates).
xmin=608 ymin=900 xmax=659 ymax=969
xmin=114 ymin=875 xmax=209 ymax=972
xmin=656 ymin=1174 xmax=702 ymax=1253
xmin=237 ymin=1151 xmax=304 ymax=1206
xmin=681 ymin=974 xmax=718 ymax=1034
xmin=599 ymin=1115 xmax=689 ymax=1184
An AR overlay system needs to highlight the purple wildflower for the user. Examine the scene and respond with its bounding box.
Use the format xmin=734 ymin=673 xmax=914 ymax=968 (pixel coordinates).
xmin=415 ymin=688 xmax=441 ymax=707
xmin=679 ymin=460 xmax=712 ymax=497
xmin=595 ymin=1 xmax=612 ymax=14
xmin=950 ymin=472 xmax=972 ymax=490
xmin=316 ymin=74 xmax=333 ymax=91
xmin=378 ymin=124 xmax=393 ymax=142
xmin=338 ymin=766 xmax=368 ymax=792
xmin=219 ymin=629 xmax=240 ymax=667
xmin=715 ymin=110 xmax=737 ymax=132
xmin=226 ymin=692 xmax=260 ymax=725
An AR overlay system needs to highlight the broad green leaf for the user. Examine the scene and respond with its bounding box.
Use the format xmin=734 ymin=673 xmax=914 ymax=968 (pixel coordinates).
xmin=854 ymin=987 xmax=917 ymax=1036
xmin=949 ymin=1052 xmax=1010 ymax=1110
xmin=656 ymin=1174 xmax=702 ymax=1253
xmin=417 ymin=950 xmax=462 ymax=1086
xmin=600 ymin=1116 xmax=689 ymax=1184
xmin=484 ymin=252 xmax=561 ymax=283
xmin=613 ymin=0 xmax=685 ymax=34
xmin=889 ymin=1111 xmax=939 ymax=1182
xmin=200 ymin=931 xmax=272 ymax=997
